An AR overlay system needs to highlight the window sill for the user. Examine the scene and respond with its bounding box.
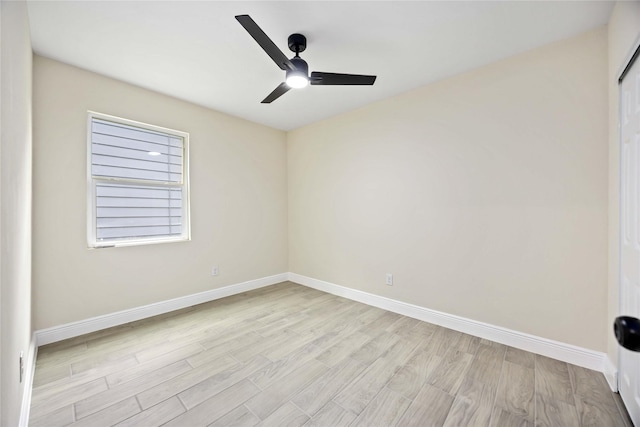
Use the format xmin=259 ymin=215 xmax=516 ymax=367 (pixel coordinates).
xmin=89 ymin=235 xmax=191 ymax=249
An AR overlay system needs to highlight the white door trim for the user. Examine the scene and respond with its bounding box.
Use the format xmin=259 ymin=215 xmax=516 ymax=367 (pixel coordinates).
xmin=618 ymin=34 xmax=640 ymax=392
xmin=617 ymin=33 xmax=640 ymax=422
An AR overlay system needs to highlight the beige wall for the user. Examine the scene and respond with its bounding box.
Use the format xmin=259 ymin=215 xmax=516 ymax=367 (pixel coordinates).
xmin=32 ymin=57 xmax=288 ymax=330
xmin=288 ymin=29 xmax=608 ymax=351
xmin=0 ymin=0 xmax=33 ymax=425
xmin=607 ymin=1 xmax=640 ymax=369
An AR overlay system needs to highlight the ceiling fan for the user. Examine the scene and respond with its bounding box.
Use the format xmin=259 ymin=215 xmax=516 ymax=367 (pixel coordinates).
xmin=235 ymin=15 xmax=377 ymax=104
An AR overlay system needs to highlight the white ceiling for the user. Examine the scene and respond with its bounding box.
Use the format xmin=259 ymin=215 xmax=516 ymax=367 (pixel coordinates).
xmin=27 ymin=1 xmax=613 ymax=131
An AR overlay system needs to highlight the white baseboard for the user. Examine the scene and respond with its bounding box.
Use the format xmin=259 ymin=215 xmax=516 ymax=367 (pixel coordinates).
xmin=33 ymin=271 xmax=610 ymax=377
xmin=19 ymin=333 xmax=38 ymax=427
xmin=288 ymin=272 xmax=607 ymax=374
xmin=35 ymin=273 xmax=288 ymax=346
xmin=604 ymin=355 xmax=619 ymax=392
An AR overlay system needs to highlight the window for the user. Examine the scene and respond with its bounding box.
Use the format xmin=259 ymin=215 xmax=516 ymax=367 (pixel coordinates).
xmin=87 ymin=112 xmax=190 ymax=248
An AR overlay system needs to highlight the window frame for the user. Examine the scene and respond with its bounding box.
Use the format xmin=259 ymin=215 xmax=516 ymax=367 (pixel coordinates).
xmin=86 ymin=111 xmax=191 ymax=248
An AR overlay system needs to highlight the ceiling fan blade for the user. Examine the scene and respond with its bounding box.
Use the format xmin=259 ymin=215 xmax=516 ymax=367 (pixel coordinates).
xmin=310 ymin=72 xmax=377 ymax=86
xmin=261 ymin=82 xmax=291 ymax=103
xmin=235 ymin=15 xmax=294 ymax=71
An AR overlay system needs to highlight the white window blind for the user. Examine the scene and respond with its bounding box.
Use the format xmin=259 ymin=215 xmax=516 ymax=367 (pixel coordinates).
xmin=88 ymin=113 xmax=190 ymax=247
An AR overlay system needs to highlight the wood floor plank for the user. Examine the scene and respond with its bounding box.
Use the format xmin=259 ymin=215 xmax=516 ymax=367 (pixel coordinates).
xmin=397 ymin=383 xmax=454 ymax=427
xmin=315 ymin=331 xmax=371 ymax=367
xmin=304 ymin=401 xmax=357 ymax=427
xmin=260 ymin=402 xmax=309 ymax=427
xmin=286 ymin=305 xmax=351 ymax=336
xmin=106 ymin=342 xmax=203 ymax=387
xmin=505 ymin=346 xmax=535 ymax=368
xmin=426 ymin=349 xmax=473 ymax=395
xmin=351 ymin=387 xmax=411 ymax=427
xmin=452 ymin=332 xmax=481 ymax=356
xmin=208 ymin=405 xmax=260 ymax=427
xmin=232 ymin=329 xmax=302 ymax=362
xmin=490 ymin=407 xmax=534 ymax=427
xmin=535 ymin=354 xmax=574 ymax=405
xmin=535 ymin=393 xmax=580 ymax=427
xmin=443 ymin=379 xmax=494 ymax=427
xmin=186 ymin=331 xmax=262 ymax=367
xmin=333 ymin=355 xmax=403 ymax=415
xmin=385 ymin=315 xmax=420 ymax=335
xmin=29 ymin=405 xmax=74 ymax=427
xmin=299 ymin=303 xmax=362 ymax=333
xmin=164 ymin=379 xmax=261 ymax=426
xmin=568 ymin=363 xmax=616 ymax=401
xmin=31 ymin=366 xmax=113 ymax=405
xmin=494 ymin=361 xmax=535 ymax=423
xmin=115 ymin=397 xmax=185 ymax=427
xmin=341 ymin=304 xmax=388 ymax=329
xmin=574 ymin=394 xmax=625 ymax=427
xmin=74 ymin=360 xmax=191 ymax=419
xmin=292 ymin=357 xmax=366 ymax=416
xmin=32 ymin=363 xmax=70 ymax=389
xmin=350 ymin=331 xmax=401 ymax=364
xmin=134 ymin=337 xmax=205 ymax=364
xmin=197 ymin=318 xmax=266 ymax=344
xmin=427 ymin=327 xmax=464 ymax=357
xmin=479 ymin=338 xmax=506 ymax=348
xmin=567 ymin=363 xmax=624 ymax=426
xmin=250 ymin=307 xmax=300 ymax=326
xmin=136 ymin=354 xmax=237 ymax=410
xmin=35 ymin=340 xmax=91 ymax=369
xmin=306 ymin=325 xmax=359 ymax=351
xmin=245 ymin=358 xmax=328 ymax=420
xmin=71 ymin=354 xmax=138 ymax=378
xmin=383 ymin=335 xmax=421 ymax=368
xmin=300 ymin=310 xmax=366 ymax=341
xmin=30 ymin=377 xmax=108 ymax=420
xmin=70 ymin=396 xmax=140 ymax=427
xmin=261 ymin=331 xmax=321 ymax=362
xmin=176 ymin=317 xmax=259 ymax=346
xmin=252 ymin=311 xmax=311 ymax=338
xmin=464 ymin=344 xmax=505 ymax=389
xmin=84 ymin=328 xmax=140 ymax=350
xmin=397 ymin=319 xmax=437 ymax=342
xmin=36 ymin=341 xmax=88 ymax=364
xmin=387 ymin=350 xmax=439 ymax=400
xmin=178 ymin=354 xmax=271 ymax=410
xmin=70 ymin=346 xmax=140 ymax=375
xmin=32 ymin=349 xmax=144 ymax=407
xmin=358 ymin=311 xmax=403 ymax=337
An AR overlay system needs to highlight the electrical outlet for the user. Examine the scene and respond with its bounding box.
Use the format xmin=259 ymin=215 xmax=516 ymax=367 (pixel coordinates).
xmin=211 ymin=265 xmax=219 ymax=276
xmin=19 ymin=351 xmax=24 ymax=383
xmin=386 ymin=273 xmax=393 ymax=286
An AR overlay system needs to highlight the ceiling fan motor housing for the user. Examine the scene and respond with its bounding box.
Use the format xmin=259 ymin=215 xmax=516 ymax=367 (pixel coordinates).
xmin=288 ymin=33 xmax=307 ymax=53
xmin=289 ymin=57 xmax=309 ymax=76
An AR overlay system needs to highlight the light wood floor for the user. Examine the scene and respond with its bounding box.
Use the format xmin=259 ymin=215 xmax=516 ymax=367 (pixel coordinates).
xmin=30 ymin=282 xmax=632 ymax=426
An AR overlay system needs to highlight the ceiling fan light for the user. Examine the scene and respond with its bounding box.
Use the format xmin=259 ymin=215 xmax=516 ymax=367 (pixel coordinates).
xmin=286 ymin=56 xmax=309 ymax=89
xmin=286 ymin=73 xmax=308 ymax=88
